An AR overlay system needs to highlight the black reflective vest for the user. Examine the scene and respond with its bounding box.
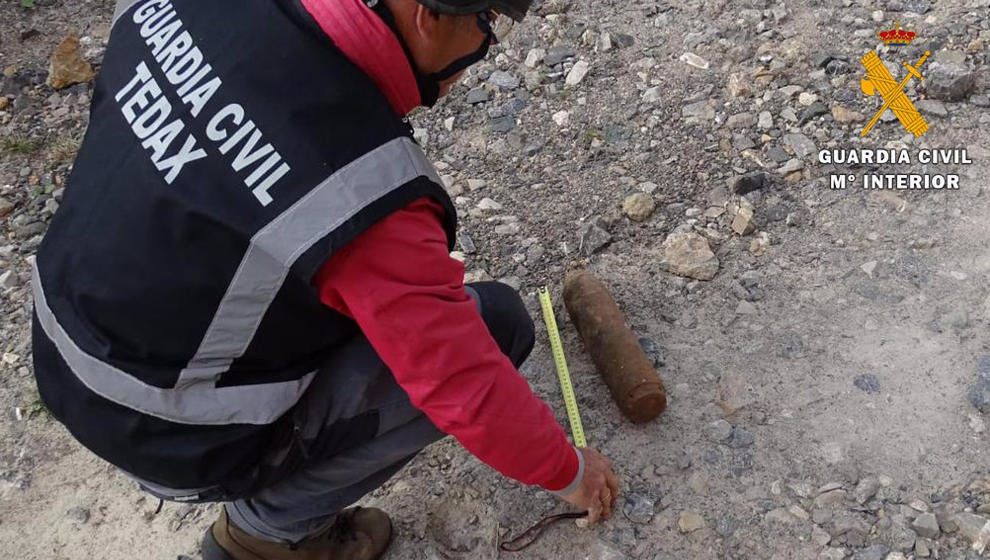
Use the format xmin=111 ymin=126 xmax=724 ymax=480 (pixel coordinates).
xmin=31 ymin=0 xmax=456 ymax=494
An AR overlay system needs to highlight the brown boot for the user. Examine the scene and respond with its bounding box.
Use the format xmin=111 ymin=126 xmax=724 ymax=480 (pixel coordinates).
xmin=203 ymin=506 xmax=392 ymax=560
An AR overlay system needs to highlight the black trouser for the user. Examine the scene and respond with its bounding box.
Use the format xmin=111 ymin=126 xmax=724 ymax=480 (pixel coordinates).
xmin=225 ymin=282 xmax=535 ymax=542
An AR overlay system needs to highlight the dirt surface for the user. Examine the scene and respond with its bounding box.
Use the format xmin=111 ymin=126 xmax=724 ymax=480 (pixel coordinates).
xmin=1 ymin=0 xmax=989 ymax=559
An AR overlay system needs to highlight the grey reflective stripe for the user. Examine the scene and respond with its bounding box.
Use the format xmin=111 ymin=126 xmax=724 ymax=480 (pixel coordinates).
xmin=464 ymin=285 xmax=482 ymax=313
xmin=32 ymin=261 xmax=316 ymax=426
xmin=177 ymin=137 xmax=439 ymax=387
xmin=549 ymin=446 xmax=585 ymax=497
xmin=30 ymin=136 xmax=437 ymax=425
xmin=112 ymin=0 xmax=143 ymax=28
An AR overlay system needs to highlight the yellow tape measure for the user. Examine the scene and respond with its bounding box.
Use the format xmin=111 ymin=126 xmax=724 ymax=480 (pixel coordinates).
xmin=537 ymin=286 xmax=586 ymax=448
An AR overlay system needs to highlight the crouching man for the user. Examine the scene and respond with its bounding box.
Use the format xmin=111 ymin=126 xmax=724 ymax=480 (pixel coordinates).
xmin=31 ymin=0 xmax=619 ymax=558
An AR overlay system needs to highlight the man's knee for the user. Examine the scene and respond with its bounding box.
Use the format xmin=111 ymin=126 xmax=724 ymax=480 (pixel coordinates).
xmin=465 ymin=282 xmax=535 ymax=367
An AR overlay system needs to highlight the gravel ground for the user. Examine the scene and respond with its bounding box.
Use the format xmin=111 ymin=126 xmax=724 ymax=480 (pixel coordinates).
xmin=1 ymin=0 xmax=989 ymax=559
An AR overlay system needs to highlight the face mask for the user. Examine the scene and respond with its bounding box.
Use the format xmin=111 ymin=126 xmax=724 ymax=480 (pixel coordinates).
xmin=369 ymin=1 xmax=494 ymax=108
xmin=419 ymin=32 xmax=492 ymax=106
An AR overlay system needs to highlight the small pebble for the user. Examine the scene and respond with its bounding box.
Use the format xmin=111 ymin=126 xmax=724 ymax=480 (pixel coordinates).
xmin=709 ymin=419 xmax=732 ymax=442
xmin=854 ymin=374 xmax=881 ymax=394
xmin=637 ymin=337 xmax=665 ymax=367
xmin=726 ymin=426 xmax=754 ymax=448
xmin=622 ymin=493 xmax=656 ymax=525
xmin=66 ymin=507 xmax=90 ymax=524
xmin=968 ymin=380 xmax=990 ymax=413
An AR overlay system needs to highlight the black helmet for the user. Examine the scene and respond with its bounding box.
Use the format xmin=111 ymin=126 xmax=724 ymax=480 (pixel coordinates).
xmin=415 ymin=0 xmax=533 ymax=22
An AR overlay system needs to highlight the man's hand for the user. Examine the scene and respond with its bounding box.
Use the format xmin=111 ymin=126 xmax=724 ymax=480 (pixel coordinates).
xmin=559 ymin=447 xmax=620 ymax=524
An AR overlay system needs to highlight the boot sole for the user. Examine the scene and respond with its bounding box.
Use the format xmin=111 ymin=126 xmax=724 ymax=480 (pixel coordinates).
xmin=201 ymin=529 xmax=235 ymax=560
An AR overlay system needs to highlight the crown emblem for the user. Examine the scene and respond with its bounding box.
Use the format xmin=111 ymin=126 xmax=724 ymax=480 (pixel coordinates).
xmin=878 ymin=22 xmax=917 ymax=46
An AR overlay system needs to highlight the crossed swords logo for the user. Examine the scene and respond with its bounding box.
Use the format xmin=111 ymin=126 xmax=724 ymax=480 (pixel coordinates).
xmin=859 ymin=50 xmax=932 ymax=137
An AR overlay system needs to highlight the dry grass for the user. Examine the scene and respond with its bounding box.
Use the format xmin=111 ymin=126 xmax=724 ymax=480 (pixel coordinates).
xmin=0 ymin=133 xmax=42 ymax=156
xmin=48 ymin=133 xmax=82 ymax=165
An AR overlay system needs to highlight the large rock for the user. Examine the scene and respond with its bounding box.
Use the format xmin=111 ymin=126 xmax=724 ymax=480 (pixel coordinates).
xmin=911 ymin=513 xmax=940 ymax=539
xmin=814 ymin=489 xmax=847 ymax=508
xmin=679 ymin=52 xmax=709 ymax=70
xmin=886 ymin=520 xmax=917 ymax=552
xmin=916 ymin=99 xmax=947 ymax=117
xmin=727 ymin=73 xmax=751 ymax=97
xmin=678 ymin=511 xmax=706 ymax=532
xmin=923 ymin=62 xmax=976 ymax=101
xmin=524 ymin=48 xmax=545 ymax=68
xmin=622 ymin=193 xmax=655 ymax=222
xmin=853 ymin=477 xmax=880 ymax=504
xmin=732 ymin=207 xmax=756 ymax=235
xmin=830 ymin=512 xmax=870 ymax=537
xmin=565 ymin=60 xmax=590 ymax=86
xmin=487 ymin=71 xmax=519 ymax=90
xmin=732 ymin=172 xmax=766 ymax=195
xmin=682 ymin=100 xmax=715 ymax=120
xmin=727 ymin=112 xmax=757 ymax=129
xmin=544 ymin=45 xmax=575 ymax=66
xmin=660 ymin=232 xmax=719 ymax=281
xmin=466 ymin=87 xmax=489 ymax=104
xmin=642 ymin=86 xmax=663 ymax=103
xmin=953 ymin=512 xmax=990 ymax=546
xmin=578 ymin=218 xmax=612 ymax=256
xmin=783 ymin=133 xmax=816 ymax=158
xmin=47 ymin=34 xmax=95 ymax=90
xmin=799 ymin=101 xmax=828 ymax=124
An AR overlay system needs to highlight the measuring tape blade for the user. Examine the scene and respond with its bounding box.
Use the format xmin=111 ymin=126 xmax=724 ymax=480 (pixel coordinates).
xmin=537 ymin=286 xmax=587 ymax=448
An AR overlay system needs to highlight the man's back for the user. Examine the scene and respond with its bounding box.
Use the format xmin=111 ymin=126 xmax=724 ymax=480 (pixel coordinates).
xmin=33 ymin=0 xmax=455 ymax=492
xmin=31 ymin=2 xmax=618 ymax=557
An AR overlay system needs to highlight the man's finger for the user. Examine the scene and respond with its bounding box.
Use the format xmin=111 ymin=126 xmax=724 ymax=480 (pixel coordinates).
xmin=606 ymin=471 xmax=619 ymax=503
xmin=586 ymin=503 xmax=602 ymax=524
xmin=600 ymin=489 xmax=613 ymax=519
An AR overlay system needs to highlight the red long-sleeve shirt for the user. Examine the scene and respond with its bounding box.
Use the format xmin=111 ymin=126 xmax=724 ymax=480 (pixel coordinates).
xmin=312 ymin=197 xmax=579 ymax=491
